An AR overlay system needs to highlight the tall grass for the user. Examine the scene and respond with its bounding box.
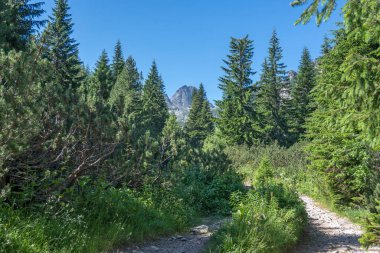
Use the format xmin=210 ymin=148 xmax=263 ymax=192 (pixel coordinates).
xmin=0 ymin=183 xmax=195 ymax=253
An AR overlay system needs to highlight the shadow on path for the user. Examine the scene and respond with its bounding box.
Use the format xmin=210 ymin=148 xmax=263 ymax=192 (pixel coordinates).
xmin=291 ymin=196 xmax=380 ymax=253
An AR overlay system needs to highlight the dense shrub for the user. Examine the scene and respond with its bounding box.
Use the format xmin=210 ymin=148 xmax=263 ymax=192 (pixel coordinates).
xmin=207 ymin=184 xmax=306 ymax=253
xmin=179 ymin=167 xmax=244 ymax=215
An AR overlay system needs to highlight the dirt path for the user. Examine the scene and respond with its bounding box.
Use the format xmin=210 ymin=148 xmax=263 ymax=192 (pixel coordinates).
xmin=113 ymin=217 xmax=229 ymax=253
xmin=292 ymin=196 xmax=380 ymax=253
xmin=113 ymin=196 xmax=380 ymax=253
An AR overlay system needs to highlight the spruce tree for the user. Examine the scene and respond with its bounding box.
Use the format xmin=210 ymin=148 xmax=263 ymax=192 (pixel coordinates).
xmin=159 ymin=114 xmax=186 ymax=173
xmin=0 ymin=0 xmax=45 ymax=51
xmin=216 ymin=36 xmax=257 ymax=145
xmin=108 ymin=55 xmax=146 ymax=182
xmin=142 ymin=61 xmax=169 ymax=138
xmin=109 ymin=56 xmax=142 ymax=118
xmin=185 ymin=83 xmax=214 ymax=147
xmin=289 ymin=47 xmax=316 ymax=142
xmin=43 ymin=0 xmax=82 ymax=91
xmin=111 ymin=40 xmax=125 ymax=81
xmin=321 ymin=36 xmax=332 ymax=55
xmin=256 ymin=30 xmax=289 ymax=146
xmin=93 ymin=50 xmax=113 ymax=100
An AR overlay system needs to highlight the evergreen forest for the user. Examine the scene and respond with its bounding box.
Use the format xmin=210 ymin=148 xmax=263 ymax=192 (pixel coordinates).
xmin=0 ymin=0 xmax=379 ymax=252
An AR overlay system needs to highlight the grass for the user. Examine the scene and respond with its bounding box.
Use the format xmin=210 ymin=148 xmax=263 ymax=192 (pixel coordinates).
xmin=0 ymin=164 xmax=245 ymax=253
xmin=205 ymin=156 xmax=307 ymax=253
xmin=205 ymin=185 xmax=307 ymax=253
xmin=0 ymin=185 xmax=195 ymax=253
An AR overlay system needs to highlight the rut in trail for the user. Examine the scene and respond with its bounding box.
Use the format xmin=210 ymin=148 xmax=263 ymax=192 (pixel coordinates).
xmin=292 ymin=196 xmax=380 ymax=253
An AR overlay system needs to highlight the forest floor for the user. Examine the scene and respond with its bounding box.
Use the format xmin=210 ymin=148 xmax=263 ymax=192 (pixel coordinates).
xmin=113 ymin=196 xmax=380 ymax=253
xmin=291 ymin=196 xmax=380 ymax=253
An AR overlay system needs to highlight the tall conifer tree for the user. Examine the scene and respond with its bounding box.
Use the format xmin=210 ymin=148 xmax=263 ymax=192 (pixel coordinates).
xmin=185 ymin=84 xmax=214 ymax=147
xmin=93 ymin=50 xmax=113 ymax=100
xmin=256 ymin=30 xmax=289 ymax=146
xmin=109 ymin=56 xmax=142 ymax=120
xmin=0 ymin=0 xmax=45 ymax=51
xmin=289 ymin=47 xmax=316 ymax=142
xmin=44 ymin=0 xmax=82 ymax=91
xmin=142 ymin=61 xmax=169 ymax=138
xmin=216 ymin=36 xmax=257 ymax=145
xmin=112 ymin=40 xmax=125 ymax=81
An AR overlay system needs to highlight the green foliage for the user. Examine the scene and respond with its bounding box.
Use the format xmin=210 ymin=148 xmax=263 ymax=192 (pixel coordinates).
xmin=340 ymin=0 xmax=380 ymax=148
xmin=305 ymin=19 xmax=379 ymax=209
xmin=0 ymin=0 xmax=45 ymax=51
xmin=111 ymin=40 xmax=125 ymax=81
xmin=0 ymin=182 xmax=195 ymax=253
xmin=288 ymin=47 xmax=316 ymax=142
xmin=142 ymin=61 xmax=169 ymax=138
xmin=179 ymin=167 xmax=244 ymax=216
xmin=185 ymin=83 xmax=214 ymax=148
xmin=256 ymin=30 xmax=290 ymax=146
xmin=93 ymin=50 xmax=113 ymax=100
xmin=253 ymin=156 xmax=274 ymax=186
xmin=207 ymin=185 xmax=306 ymax=253
xmin=360 ymin=182 xmax=380 ymax=248
xmin=216 ymin=36 xmax=258 ymax=146
xmin=43 ymin=0 xmax=82 ymax=91
xmin=291 ymin=0 xmax=337 ymax=26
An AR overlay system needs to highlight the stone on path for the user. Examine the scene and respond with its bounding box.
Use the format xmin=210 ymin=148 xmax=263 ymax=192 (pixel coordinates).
xmin=191 ymin=225 xmax=209 ymax=235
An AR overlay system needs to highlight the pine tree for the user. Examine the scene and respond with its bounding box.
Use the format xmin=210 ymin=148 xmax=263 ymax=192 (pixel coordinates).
xmin=93 ymin=50 xmax=113 ymax=100
xmin=216 ymin=35 xmax=257 ymax=145
xmin=0 ymin=0 xmax=45 ymax=51
xmin=108 ymin=55 xmax=146 ymax=184
xmin=111 ymin=40 xmax=125 ymax=81
xmin=43 ymin=0 xmax=82 ymax=91
xmin=109 ymin=56 xmax=142 ymax=118
xmin=185 ymin=83 xmax=214 ymax=147
xmin=256 ymin=30 xmax=289 ymax=146
xmin=142 ymin=61 xmax=169 ymax=138
xmin=305 ymin=28 xmax=375 ymax=206
xmin=289 ymin=47 xmax=316 ymax=142
xmin=320 ymin=36 xmax=332 ymax=55
xmin=159 ymin=114 xmax=186 ymax=174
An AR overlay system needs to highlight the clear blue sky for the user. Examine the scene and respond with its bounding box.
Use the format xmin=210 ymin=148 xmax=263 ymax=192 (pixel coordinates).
xmin=40 ymin=0 xmax=344 ymax=102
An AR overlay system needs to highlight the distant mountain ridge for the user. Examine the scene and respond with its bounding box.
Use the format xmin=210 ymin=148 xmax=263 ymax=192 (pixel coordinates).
xmin=166 ymin=85 xmax=197 ymax=124
xmin=166 ymin=85 xmax=216 ymax=124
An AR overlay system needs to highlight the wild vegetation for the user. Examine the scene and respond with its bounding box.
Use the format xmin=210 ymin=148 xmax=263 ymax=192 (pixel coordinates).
xmin=0 ymin=0 xmax=379 ymax=252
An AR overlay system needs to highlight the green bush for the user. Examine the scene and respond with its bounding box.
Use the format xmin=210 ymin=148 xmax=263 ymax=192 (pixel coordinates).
xmin=179 ymin=167 xmax=245 ymax=215
xmin=207 ymin=184 xmax=306 ymax=253
xmin=360 ymin=184 xmax=380 ymax=248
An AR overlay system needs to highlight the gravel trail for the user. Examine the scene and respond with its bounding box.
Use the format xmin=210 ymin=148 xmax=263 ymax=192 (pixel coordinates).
xmin=113 ymin=217 xmax=229 ymax=253
xmin=292 ymin=196 xmax=380 ymax=253
xmin=113 ymin=196 xmax=380 ymax=253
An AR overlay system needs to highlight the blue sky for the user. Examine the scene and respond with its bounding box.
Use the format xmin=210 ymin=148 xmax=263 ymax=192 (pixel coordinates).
xmin=40 ymin=0 xmax=344 ymax=102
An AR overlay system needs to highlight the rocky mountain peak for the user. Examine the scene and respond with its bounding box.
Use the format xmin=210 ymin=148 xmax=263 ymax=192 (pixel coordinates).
xmin=166 ymin=85 xmax=216 ymax=125
xmin=167 ymin=85 xmax=197 ymax=124
xmin=170 ymin=85 xmax=196 ymax=109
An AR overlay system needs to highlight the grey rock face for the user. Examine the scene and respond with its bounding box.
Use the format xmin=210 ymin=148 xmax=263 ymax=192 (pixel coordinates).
xmin=170 ymin=85 xmax=196 ymax=110
xmin=166 ymin=85 xmax=216 ymax=125
xmin=166 ymin=85 xmax=196 ymax=125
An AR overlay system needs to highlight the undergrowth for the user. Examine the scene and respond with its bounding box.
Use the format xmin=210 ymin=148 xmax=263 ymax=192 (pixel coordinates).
xmin=0 ymin=182 xmax=194 ymax=253
xmin=206 ymin=155 xmax=307 ymax=253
